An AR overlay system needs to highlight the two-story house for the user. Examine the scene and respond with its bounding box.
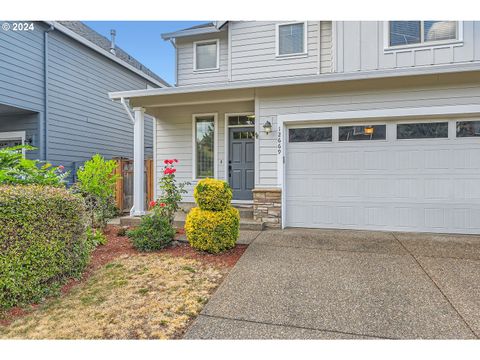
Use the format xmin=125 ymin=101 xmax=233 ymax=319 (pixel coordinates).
xmin=0 ymin=21 xmax=169 ymax=184
xmin=110 ymin=21 xmax=480 ymax=234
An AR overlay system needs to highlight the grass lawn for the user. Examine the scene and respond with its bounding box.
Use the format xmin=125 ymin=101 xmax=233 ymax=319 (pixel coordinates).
xmin=0 ymin=226 xmax=246 ymax=339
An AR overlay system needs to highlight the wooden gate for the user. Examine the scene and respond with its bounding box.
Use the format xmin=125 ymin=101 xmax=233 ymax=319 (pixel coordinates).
xmin=114 ymin=158 xmax=154 ymax=213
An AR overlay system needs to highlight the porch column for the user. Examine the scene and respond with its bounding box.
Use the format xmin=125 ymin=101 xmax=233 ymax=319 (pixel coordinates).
xmin=131 ymin=107 xmax=145 ymax=216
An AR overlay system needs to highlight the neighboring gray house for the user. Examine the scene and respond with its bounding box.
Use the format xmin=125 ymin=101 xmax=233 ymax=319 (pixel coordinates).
xmin=111 ymin=21 xmax=480 ymax=235
xmin=0 ymin=21 xmax=169 ymax=181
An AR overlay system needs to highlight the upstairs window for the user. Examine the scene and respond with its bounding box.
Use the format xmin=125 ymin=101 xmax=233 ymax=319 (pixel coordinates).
xmin=194 ymin=40 xmax=219 ymax=71
xmin=389 ymin=21 xmax=458 ymax=47
xmin=277 ymin=22 xmax=306 ymax=56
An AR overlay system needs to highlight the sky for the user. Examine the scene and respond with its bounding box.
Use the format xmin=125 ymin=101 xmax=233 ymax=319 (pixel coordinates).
xmin=84 ymin=21 xmax=209 ymax=85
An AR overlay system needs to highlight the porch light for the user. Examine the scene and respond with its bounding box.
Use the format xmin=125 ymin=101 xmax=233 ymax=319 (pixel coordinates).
xmin=263 ymin=120 xmax=272 ymax=135
xmin=364 ymin=126 xmax=374 ymax=135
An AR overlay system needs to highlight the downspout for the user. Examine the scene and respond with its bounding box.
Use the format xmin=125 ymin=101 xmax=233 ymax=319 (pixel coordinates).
xmin=43 ymin=23 xmax=55 ymax=161
xmin=169 ymin=39 xmax=178 ymax=87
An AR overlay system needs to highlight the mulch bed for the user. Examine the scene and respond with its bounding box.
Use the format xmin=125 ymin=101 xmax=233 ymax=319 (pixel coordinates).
xmin=0 ymin=225 xmax=247 ymax=327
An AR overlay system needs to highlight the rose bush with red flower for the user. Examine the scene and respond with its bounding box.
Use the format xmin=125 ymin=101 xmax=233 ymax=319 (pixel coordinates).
xmin=153 ymin=159 xmax=189 ymax=224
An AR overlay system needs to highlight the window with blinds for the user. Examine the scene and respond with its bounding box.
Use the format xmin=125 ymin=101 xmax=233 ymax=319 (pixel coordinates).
xmin=278 ymin=22 xmax=305 ymax=56
xmin=389 ymin=21 xmax=457 ymax=47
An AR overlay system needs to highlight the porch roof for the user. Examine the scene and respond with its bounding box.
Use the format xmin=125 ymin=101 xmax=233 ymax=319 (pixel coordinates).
xmin=109 ymin=61 xmax=480 ymax=109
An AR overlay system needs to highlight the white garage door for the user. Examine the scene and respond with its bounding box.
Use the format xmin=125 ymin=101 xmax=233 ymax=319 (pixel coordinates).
xmin=285 ymin=120 xmax=480 ymax=234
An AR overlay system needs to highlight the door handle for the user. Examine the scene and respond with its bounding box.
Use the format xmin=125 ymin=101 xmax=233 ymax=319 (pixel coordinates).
xmin=228 ymin=165 xmax=232 ymax=177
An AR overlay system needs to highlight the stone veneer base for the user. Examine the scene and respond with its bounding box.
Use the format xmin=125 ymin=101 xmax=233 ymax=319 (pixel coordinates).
xmin=252 ymin=188 xmax=282 ymax=228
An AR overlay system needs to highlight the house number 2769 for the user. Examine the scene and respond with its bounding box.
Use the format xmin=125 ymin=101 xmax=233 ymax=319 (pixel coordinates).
xmin=277 ymin=126 xmax=282 ymax=154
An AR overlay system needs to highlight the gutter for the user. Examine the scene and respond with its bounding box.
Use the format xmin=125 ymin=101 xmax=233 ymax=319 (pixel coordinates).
xmin=109 ymin=61 xmax=480 ymax=100
xmin=43 ymin=23 xmax=55 ymax=161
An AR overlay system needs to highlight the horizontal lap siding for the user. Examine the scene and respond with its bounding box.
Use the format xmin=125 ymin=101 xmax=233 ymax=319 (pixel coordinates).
xmin=256 ymin=75 xmax=480 ymax=187
xmin=0 ymin=22 xmax=45 ymax=112
xmin=176 ymin=32 xmax=228 ymax=86
xmin=231 ymin=21 xmax=320 ymax=81
xmin=153 ymin=101 xmax=254 ymax=202
xmin=0 ymin=113 xmax=39 ymax=160
xmin=47 ymin=30 xmax=155 ymax=175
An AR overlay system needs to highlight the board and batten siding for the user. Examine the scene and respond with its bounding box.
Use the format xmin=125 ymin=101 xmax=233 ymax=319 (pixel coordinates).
xmin=176 ymin=31 xmax=229 ymax=86
xmin=45 ymin=29 xmax=155 ymax=174
xmin=152 ymin=101 xmax=254 ymax=201
xmin=334 ymin=21 xmax=480 ymax=73
xmin=256 ymin=73 xmax=480 ymax=187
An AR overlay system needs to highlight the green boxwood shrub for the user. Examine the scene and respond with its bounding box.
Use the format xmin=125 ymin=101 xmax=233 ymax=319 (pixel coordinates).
xmin=185 ymin=207 xmax=240 ymax=254
xmin=193 ymin=178 xmax=232 ymax=211
xmin=127 ymin=215 xmax=176 ymax=252
xmin=0 ymin=185 xmax=91 ymax=309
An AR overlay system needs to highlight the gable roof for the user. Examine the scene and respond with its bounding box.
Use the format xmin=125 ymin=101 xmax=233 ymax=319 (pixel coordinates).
xmin=47 ymin=21 xmax=170 ymax=87
xmin=161 ymin=21 xmax=227 ymax=40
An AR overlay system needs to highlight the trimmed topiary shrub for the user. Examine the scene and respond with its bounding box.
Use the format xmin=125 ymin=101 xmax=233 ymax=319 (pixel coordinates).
xmin=185 ymin=206 xmax=240 ymax=254
xmin=193 ymin=178 xmax=232 ymax=211
xmin=127 ymin=215 xmax=175 ymax=252
xmin=0 ymin=185 xmax=91 ymax=309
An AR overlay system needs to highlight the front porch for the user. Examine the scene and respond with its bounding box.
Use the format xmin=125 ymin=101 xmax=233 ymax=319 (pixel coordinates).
xmin=113 ymin=86 xmax=282 ymax=227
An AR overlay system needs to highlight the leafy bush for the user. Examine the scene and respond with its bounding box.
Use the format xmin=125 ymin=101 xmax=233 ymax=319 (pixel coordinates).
xmin=185 ymin=207 xmax=239 ymax=254
xmin=0 ymin=185 xmax=91 ymax=309
xmin=127 ymin=215 xmax=175 ymax=252
xmin=86 ymin=228 xmax=107 ymax=247
xmin=193 ymin=178 xmax=232 ymax=211
xmin=152 ymin=159 xmax=189 ymax=224
xmin=72 ymin=154 xmax=119 ymax=229
xmin=0 ymin=145 xmax=67 ymax=186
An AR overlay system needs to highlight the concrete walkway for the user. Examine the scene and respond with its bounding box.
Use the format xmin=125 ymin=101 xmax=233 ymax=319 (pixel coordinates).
xmin=185 ymin=228 xmax=480 ymax=339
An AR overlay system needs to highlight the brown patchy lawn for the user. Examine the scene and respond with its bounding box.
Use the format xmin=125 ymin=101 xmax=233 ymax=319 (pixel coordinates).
xmin=0 ymin=226 xmax=246 ymax=339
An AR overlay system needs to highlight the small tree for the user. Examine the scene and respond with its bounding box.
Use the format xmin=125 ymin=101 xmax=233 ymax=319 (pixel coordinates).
xmin=73 ymin=154 xmax=120 ymax=231
xmin=0 ymin=145 xmax=67 ymax=186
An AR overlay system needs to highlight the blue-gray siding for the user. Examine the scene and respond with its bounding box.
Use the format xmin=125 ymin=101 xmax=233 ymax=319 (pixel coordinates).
xmin=0 ymin=21 xmax=155 ymax=180
xmin=0 ymin=113 xmax=39 ymax=160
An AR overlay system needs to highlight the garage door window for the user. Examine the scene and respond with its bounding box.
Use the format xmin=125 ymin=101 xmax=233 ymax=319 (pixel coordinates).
xmin=289 ymin=127 xmax=332 ymax=142
xmin=397 ymin=122 xmax=448 ymax=139
xmin=456 ymin=121 xmax=480 ymax=137
xmin=339 ymin=125 xmax=386 ymax=141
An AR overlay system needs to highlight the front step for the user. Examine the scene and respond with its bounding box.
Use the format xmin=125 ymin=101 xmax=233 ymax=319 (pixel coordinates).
xmin=120 ymin=207 xmax=264 ymax=231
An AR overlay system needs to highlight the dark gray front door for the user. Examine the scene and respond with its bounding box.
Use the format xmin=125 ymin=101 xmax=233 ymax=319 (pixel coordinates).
xmin=229 ymin=127 xmax=255 ymax=200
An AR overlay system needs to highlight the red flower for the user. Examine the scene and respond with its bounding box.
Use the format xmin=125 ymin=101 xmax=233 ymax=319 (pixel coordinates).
xmin=169 ymin=159 xmax=174 ymax=164
xmin=173 ymin=159 xmax=178 ymax=163
xmin=57 ymin=165 xmax=65 ymax=172
xmin=164 ymin=159 xmax=169 ymax=164
xmin=160 ymin=203 xmax=166 ymax=207
xmin=149 ymin=200 xmax=156 ymax=208
xmin=171 ymin=168 xmax=176 ymax=173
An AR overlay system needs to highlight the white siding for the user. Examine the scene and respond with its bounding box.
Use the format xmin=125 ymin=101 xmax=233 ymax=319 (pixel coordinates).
xmin=320 ymin=21 xmax=333 ymax=74
xmin=335 ymin=21 xmax=480 ymax=73
xmin=153 ymin=101 xmax=254 ymax=201
xmin=176 ymin=31 xmax=228 ymax=86
xmin=230 ymin=21 xmax=321 ymax=81
xmin=256 ymin=73 xmax=480 ymax=187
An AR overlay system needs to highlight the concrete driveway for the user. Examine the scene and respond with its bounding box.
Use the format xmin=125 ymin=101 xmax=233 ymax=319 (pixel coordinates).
xmin=185 ymin=228 xmax=480 ymax=339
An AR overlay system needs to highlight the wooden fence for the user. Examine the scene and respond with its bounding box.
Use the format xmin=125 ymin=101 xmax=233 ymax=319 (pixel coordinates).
xmin=113 ymin=158 xmax=154 ymax=213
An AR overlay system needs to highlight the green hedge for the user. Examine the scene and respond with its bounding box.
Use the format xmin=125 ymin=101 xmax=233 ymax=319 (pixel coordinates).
xmin=0 ymin=185 xmax=91 ymax=309
xmin=193 ymin=178 xmax=232 ymax=211
xmin=185 ymin=207 xmax=239 ymax=254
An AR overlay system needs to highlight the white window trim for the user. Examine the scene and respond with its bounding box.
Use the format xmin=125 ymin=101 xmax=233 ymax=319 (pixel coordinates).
xmin=0 ymin=131 xmax=26 ymax=156
xmin=192 ymin=113 xmax=218 ymax=181
xmin=383 ymin=21 xmax=463 ymax=52
xmin=193 ymin=39 xmax=220 ymax=72
xmin=276 ymin=21 xmax=308 ymax=58
xmin=224 ymin=112 xmax=255 ymax=182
